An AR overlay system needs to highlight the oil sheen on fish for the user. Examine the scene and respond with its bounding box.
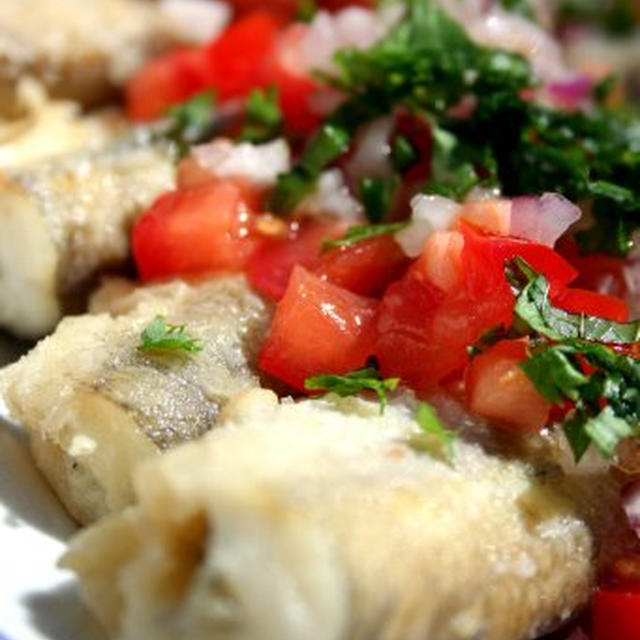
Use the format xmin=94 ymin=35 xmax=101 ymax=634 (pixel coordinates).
xmin=61 ymin=389 xmax=635 ymax=640
xmin=1 ymin=277 xmax=271 ymax=524
xmin=0 ymin=135 xmax=176 ymax=337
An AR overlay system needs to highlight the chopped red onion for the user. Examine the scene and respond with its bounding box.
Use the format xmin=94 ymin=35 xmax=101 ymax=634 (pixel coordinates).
xmin=510 ymin=193 xmax=581 ymax=247
xmin=547 ymin=74 xmax=593 ymax=109
xmin=624 ymin=258 xmax=640 ymax=319
xmin=622 ymin=480 xmax=640 ymax=538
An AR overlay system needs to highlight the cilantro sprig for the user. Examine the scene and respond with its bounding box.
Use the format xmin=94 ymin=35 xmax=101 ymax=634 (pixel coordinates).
xmin=304 ymin=366 xmax=400 ymax=414
xmin=409 ymin=402 xmax=457 ymax=463
xmin=240 ymin=87 xmax=283 ymax=144
xmin=165 ymin=91 xmax=218 ymax=150
xmin=138 ymin=316 xmax=204 ymax=354
xmin=477 ymin=258 xmax=640 ymax=462
xmin=322 ymin=222 xmax=408 ymax=251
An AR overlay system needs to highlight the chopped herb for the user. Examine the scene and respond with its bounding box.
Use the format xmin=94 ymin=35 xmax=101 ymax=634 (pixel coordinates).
xmin=304 ymin=366 xmax=400 ymax=414
xmin=498 ymin=0 xmax=535 ymax=20
xmin=165 ymin=91 xmax=218 ymax=149
xmin=521 ymin=341 xmax=639 ymax=461
xmin=409 ymin=402 xmax=457 ymax=463
xmin=507 ymin=257 xmax=639 ymax=344
xmin=269 ymin=123 xmax=351 ymax=213
xmin=491 ymin=258 xmax=640 ymax=462
xmin=138 ymin=316 xmax=204 ymax=354
xmin=360 ymin=176 xmax=398 ymax=223
xmin=297 ymin=0 xmax=317 ymax=22
xmin=390 ymin=135 xmax=418 ymax=172
xmin=322 ymin=221 xmax=408 ymax=251
xmin=240 ymin=87 xmax=283 ymax=144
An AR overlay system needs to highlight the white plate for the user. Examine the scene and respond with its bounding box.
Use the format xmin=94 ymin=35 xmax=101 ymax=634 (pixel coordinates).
xmin=0 ymin=335 xmax=106 ymax=640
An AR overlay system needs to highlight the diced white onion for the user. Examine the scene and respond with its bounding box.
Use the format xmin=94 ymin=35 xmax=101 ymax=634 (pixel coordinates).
xmin=191 ymin=138 xmax=291 ymax=188
xmin=395 ymin=195 xmax=461 ymax=258
xmin=296 ymin=169 xmax=364 ymax=221
xmin=344 ymin=116 xmax=395 ymax=187
xmin=622 ymin=480 xmax=640 ymax=538
xmin=159 ymin=0 xmax=230 ymax=44
xmin=510 ymin=193 xmax=581 ymax=247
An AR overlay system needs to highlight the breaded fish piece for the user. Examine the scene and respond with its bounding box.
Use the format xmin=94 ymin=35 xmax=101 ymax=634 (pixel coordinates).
xmin=0 ymin=135 xmax=176 ymax=338
xmin=61 ymin=389 xmax=635 ymax=640
xmin=0 ymin=0 xmax=227 ymax=116
xmin=1 ymin=277 xmax=271 ymax=524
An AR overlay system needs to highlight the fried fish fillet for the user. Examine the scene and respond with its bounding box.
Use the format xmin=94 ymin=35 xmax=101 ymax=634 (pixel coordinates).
xmin=0 ymin=0 xmax=226 ymax=116
xmin=61 ymin=390 xmax=634 ymax=640
xmin=1 ymin=277 xmax=271 ymax=524
xmin=0 ymin=135 xmax=176 ymax=337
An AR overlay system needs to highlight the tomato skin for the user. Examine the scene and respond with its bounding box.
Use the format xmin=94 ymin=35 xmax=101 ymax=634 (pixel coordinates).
xmin=460 ymin=221 xmax=579 ymax=289
xmin=247 ymin=219 xmax=348 ymax=301
xmin=465 ymin=340 xmax=550 ymax=432
xmin=132 ymin=180 xmax=263 ymax=281
xmin=126 ymin=47 xmax=213 ymax=121
xmin=204 ymin=11 xmax=282 ymax=101
xmin=375 ymin=230 xmax=514 ymax=391
xmin=258 ymin=266 xmax=378 ymax=390
xmin=314 ymin=235 xmax=410 ymax=297
xmin=552 ymin=287 xmax=630 ymax=322
xmin=592 ymin=589 xmax=640 ymax=640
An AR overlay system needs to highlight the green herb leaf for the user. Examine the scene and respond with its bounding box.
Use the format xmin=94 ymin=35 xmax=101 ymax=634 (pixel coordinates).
xmin=322 ymin=222 xmax=408 ymax=251
xmin=304 ymin=366 xmax=400 ymax=414
xmin=297 ymin=0 xmax=317 ymax=22
xmin=359 ymin=176 xmax=398 ymax=223
xmin=390 ymin=135 xmax=418 ymax=172
xmin=269 ymin=123 xmax=351 ymax=214
xmin=240 ymin=87 xmax=283 ymax=144
xmin=166 ymin=90 xmax=218 ymax=148
xmin=409 ymin=402 xmax=457 ymax=463
xmin=508 ymin=257 xmax=640 ymax=344
xmin=138 ymin=316 xmax=204 ymax=354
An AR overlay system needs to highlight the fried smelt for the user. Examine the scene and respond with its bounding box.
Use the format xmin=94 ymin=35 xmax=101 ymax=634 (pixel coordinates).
xmin=1 ymin=277 xmax=271 ymax=524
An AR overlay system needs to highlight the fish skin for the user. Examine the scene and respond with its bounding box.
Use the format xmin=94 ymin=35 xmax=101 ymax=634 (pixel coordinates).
xmin=61 ymin=390 xmax=636 ymax=640
xmin=1 ymin=277 xmax=272 ymax=524
xmin=0 ymin=136 xmax=176 ymax=338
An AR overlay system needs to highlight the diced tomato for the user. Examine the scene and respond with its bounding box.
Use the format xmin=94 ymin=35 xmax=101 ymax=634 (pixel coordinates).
xmin=557 ymin=237 xmax=628 ymax=299
xmin=132 ymin=180 xmax=264 ymax=281
xmin=458 ymin=199 xmax=511 ymax=236
xmin=592 ymin=589 xmax=640 ymax=640
xmin=247 ymin=219 xmax=348 ymax=300
xmin=375 ymin=228 xmax=514 ymax=391
xmin=263 ymin=24 xmax=323 ymax=135
xmin=126 ymin=12 xmax=282 ymax=121
xmin=460 ymin=221 xmax=579 ymax=289
xmin=126 ymin=47 xmax=213 ymax=121
xmin=204 ymin=11 xmax=283 ymax=102
xmin=313 ymin=234 xmax=410 ymax=297
xmin=392 ymin=110 xmax=433 ymax=186
xmin=552 ymin=287 xmax=630 ymax=322
xmin=601 ymin=554 xmax=640 ymax=592
xmin=258 ymin=266 xmax=378 ymax=390
xmin=465 ymin=340 xmax=550 ymax=432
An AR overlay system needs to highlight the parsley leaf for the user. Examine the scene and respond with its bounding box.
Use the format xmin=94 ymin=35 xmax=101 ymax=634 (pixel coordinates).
xmin=507 ymin=257 xmax=639 ymax=344
xmin=409 ymin=402 xmax=457 ymax=463
xmin=165 ymin=91 xmax=218 ymax=149
xmin=138 ymin=316 xmax=204 ymax=354
xmin=240 ymin=87 xmax=283 ymax=144
xmin=269 ymin=123 xmax=351 ymax=213
xmin=322 ymin=222 xmax=408 ymax=251
xmin=304 ymin=366 xmax=400 ymax=414
xmin=359 ymin=176 xmax=398 ymax=223
xmin=521 ymin=340 xmax=639 ymax=461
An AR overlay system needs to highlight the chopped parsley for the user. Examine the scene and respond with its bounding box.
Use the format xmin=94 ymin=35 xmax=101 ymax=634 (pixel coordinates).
xmin=360 ymin=176 xmax=398 ymax=223
xmin=165 ymin=90 xmax=218 ymax=149
xmin=269 ymin=0 xmax=639 ymax=254
xmin=138 ymin=316 xmax=204 ymax=354
xmin=409 ymin=401 xmax=457 ymax=463
xmin=477 ymin=258 xmax=640 ymax=462
xmin=304 ymin=366 xmax=400 ymax=414
xmin=240 ymin=87 xmax=283 ymax=144
xmin=322 ymin=222 xmax=408 ymax=251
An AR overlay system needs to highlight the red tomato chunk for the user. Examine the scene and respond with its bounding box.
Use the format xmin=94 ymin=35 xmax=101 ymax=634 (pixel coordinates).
xmin=132 ymin=180 xmax=264 ymax=281
xmin=592 ymin=589 xmax=640 ymax=640
xmin=258 ymin=266 xmax=378 ymax=390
